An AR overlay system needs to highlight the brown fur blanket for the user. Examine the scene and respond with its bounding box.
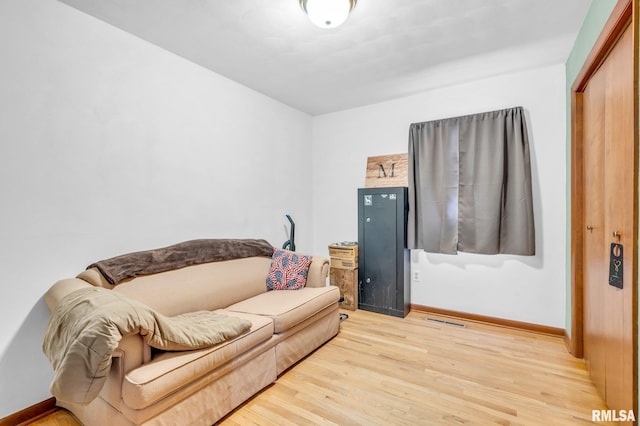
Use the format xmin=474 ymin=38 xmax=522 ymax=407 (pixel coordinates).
xmin=87 ymin=239 xmax=274 ymax=285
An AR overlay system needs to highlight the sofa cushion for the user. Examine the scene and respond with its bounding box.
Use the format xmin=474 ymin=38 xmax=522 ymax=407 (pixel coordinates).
xmin=110 ymin=257 xmax=272 ymax=316
xmin=266 ymin=249 xmax=312 ymax=290
xmin=226 ymin=286 xmax=340 ymax=334
xmin=122 ymin=310 xmax=273 ymax=410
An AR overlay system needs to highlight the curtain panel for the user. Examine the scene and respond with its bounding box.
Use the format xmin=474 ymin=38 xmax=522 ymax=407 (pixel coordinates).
xmin=408 ymin=106 xmax=535 ymax=255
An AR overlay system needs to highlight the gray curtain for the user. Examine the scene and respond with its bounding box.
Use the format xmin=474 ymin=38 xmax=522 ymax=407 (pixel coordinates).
xmin=408 ymin=106 xmax=535 ymax=255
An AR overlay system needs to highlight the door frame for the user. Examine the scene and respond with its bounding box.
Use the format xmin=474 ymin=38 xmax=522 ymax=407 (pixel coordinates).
xmin=569 ymin=0 xmax=638 ymax=410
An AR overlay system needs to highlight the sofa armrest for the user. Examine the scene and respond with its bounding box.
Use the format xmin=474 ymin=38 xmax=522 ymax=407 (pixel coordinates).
xmin=45 ymin=278 xmax=151 ymax=363
xmin=306 ymin=256 xmax=330 ymax=288
xmin=46 ymin=280 xmax=151 ymax=407
xmin=98 ymin=333 xmax=151 ymax=409
xmin=45 ymin=278 xmax=93 ymax=312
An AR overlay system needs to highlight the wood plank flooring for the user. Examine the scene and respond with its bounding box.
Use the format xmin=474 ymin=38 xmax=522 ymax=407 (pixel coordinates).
xmin=32 ymin=310 xmax=611 ymax=425
xmin=222 ymin=310 xmax=610 ymax=425
xmin=25 ymin=410 xmax=79 ymax=426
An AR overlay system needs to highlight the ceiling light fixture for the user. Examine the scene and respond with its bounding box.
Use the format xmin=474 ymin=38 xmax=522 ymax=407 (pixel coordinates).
xmin=299 ymin=0 xmax=357 ymax=29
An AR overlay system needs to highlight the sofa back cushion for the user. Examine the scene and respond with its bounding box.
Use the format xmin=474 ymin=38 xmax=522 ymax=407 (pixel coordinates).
xmin=95 ymin=257 xmax=272 ymax=316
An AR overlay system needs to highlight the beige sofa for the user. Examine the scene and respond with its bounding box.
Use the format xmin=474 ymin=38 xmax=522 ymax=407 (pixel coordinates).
xmin=44 ymin=246 xmax=340 ymax=425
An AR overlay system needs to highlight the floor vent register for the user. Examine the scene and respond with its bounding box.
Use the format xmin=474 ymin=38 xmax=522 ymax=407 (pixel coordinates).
xmin=425 ymin=317 xmax=466 ymax=328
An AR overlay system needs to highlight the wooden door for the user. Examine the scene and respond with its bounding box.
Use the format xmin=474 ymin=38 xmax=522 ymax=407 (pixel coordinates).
xmin=602 ymin=24 xmax=635 ymax=414
xmin=582 ymin=59 xmax=606 ymax=398
xmin=581 ymin=23 xmax=635 ymax=415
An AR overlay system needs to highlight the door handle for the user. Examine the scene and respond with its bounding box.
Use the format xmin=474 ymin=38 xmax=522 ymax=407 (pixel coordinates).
xmin=612 ymin=230 xmax=621 ymax=241
xmin=586 ymin=225 xmax=593 ymax=232
xmin=365 ymin=278 xmax=371 ymax=284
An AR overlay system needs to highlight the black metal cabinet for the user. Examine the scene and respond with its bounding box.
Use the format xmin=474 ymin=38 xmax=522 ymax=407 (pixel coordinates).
xmin=357 ymin=187 xmax=410 ymax=317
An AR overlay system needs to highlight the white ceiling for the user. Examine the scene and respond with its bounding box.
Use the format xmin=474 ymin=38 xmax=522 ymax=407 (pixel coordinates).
xmin=57 ymin=0 xmax=592 ymax=115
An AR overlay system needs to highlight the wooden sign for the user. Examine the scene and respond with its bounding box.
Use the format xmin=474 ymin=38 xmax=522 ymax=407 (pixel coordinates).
xmin=365 ymin=153 xmax=408 ymax=188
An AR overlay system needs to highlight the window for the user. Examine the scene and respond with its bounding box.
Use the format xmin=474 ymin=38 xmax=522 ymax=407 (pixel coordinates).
xmin=407 ymin=106 xmax=535 ymax=255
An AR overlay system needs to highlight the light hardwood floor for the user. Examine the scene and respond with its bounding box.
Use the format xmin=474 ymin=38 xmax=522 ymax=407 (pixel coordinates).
xmin=33 ymin=310 xmax=612 ymax=425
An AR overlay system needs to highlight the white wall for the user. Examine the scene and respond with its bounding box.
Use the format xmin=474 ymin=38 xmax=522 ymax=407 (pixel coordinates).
xmin=0 ymin=0 xmax=571 ymax=417
xmin=312 ymin=65 xmax=566 ymax=328
xmin=0 ymin=0 xmax=312 ymax=417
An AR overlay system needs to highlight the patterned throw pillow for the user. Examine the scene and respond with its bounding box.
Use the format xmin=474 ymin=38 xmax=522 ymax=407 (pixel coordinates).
xmin=266 ymin=249 xmax=312 ymax=290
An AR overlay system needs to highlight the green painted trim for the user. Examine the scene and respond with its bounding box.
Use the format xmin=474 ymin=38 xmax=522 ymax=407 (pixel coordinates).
xmin=564 ymin=0 xmax=617 ymax=338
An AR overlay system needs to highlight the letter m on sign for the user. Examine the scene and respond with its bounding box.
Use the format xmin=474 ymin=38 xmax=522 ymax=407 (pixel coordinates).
xmin=378 ymin=163 xmax=396 ymax=178
xmin=365 ymin=153 xmax=408 ymax=188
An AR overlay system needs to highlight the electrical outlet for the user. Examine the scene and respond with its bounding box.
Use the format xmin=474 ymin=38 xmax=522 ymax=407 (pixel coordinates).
xmin=413 ymin=270 xmax=420 ymax=282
